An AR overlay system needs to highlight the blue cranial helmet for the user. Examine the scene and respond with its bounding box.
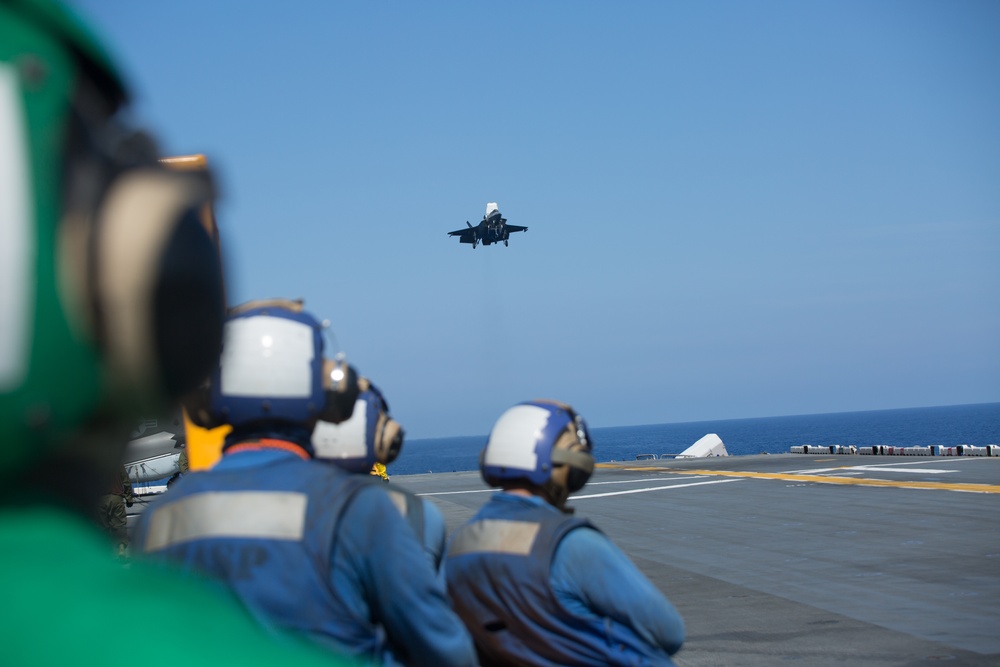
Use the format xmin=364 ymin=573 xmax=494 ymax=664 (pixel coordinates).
xmin=312 ymin=382 xmax=404 ymax=472
xmin=184 ymin=299 xmax=359 ymax=431
xmin=481 ymin=400 xmax=595 ymax=502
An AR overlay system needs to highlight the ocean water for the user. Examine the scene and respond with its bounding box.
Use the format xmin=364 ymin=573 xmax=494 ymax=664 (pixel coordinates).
xmin=389 ymin=402 xmax=1000 ymax=476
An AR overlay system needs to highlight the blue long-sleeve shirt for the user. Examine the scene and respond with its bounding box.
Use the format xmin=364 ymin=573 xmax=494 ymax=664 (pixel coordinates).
xmin=551 ymin=514 xmax=685 ymax=655
xmin=329 ymin=481 xmax=474 ymax=665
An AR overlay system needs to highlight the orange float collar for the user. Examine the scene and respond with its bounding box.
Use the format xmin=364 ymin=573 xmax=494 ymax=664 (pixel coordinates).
xmin=226 ymin=439 xmax=311 ymax=461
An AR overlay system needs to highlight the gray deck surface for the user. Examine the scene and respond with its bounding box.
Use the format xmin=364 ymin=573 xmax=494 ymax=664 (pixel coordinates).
xmin=126 ymin=454 xmax=999 ymax=665
xmin=393 ymin=454 xmax=1000 ymax=666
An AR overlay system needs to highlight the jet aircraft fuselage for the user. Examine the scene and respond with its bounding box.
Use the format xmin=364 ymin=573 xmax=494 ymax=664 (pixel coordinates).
xmin=448 ymin=203 xmax=527 ymax=249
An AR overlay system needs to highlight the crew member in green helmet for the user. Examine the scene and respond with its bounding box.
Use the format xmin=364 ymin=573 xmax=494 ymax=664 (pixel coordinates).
xmin=0 ymin=1 xmax=350 ymax=664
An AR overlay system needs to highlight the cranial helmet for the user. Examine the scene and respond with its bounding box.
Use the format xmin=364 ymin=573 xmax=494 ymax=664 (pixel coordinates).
xmin=184 ymin=299 xmax=360 ymax=432
xmin=0 ymin=0 xmax=225 ymax=474
xmin=481 ymin=400 xmax=595 ymax=507
xmin=312 ymin=381 xmax=404 ymax=473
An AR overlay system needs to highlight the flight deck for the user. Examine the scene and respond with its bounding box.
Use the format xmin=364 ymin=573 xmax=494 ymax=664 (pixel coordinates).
xmin=399 ymin=454 xmax=1000 ymax=666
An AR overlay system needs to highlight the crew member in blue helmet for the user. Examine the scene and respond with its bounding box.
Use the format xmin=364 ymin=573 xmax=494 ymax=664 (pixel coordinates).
xmin=135 ymin=300 xmax=476 ymax=667
xmin=446 ymin=400 xmax=685 ymax=666
xmin=312 ymin=385 xmax=449 ymax=572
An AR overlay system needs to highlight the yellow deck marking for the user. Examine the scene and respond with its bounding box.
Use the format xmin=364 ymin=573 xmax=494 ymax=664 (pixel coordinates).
xmin=620 ymin=467 xmax=1000 ymax=494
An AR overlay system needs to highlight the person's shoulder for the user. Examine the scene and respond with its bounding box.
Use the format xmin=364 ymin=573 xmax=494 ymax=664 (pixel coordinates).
xmin=557 ymin=523 xmax=616 ymax=558
xmin=300 ymin=457 xmax=347 ymax=477
xmin=333 ymin=474 xmax=401 ymax=513
xmin=338 ymin=480 xmax=421 ymax=549
xmin=352 ymin=477 xmax=402 ymax=505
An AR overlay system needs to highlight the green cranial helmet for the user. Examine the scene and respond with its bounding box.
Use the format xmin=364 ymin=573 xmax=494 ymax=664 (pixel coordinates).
xmin=0 ymin=0 xmax=226 ymax=475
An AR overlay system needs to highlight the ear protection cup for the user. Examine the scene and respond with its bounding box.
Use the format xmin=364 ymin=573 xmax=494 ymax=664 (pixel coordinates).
xmin=547 ymin=403 xmax=594 ymax=493
xmin=50 ymin=65 xmax=224 ymax=410
xmin=319 ymin=358 xmax=360 ymax=425
xmin=551 ymin=444 xmax=594 ymax=493
xmin=566 ymin=464 xmax=592 ymax=494
xmin=93 ymin=169 xmax=223 ymax=400
xmin=59 ymin=163 xmax=224 ymax=408
xmin=362 ymin=381 xmax=404 ymax=465
xmin=373 ymin=407 xmax=404 ymax=465
xmin=180 ymin=379 xmax=214 ymax=430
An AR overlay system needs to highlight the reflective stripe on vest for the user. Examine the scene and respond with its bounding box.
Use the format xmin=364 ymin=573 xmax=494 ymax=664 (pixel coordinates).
xmin=144 ymin=491 xmax=307 ymax=552
xmin=386 ymin=488 xmax=426 ymax=543
xmin=448 ymin=518 xmax=541 ymax=557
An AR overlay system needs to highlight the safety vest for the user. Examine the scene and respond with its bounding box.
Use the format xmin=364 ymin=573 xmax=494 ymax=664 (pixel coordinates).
xmin=385 ymin=487 xmax=424 ymax=542
xmin=447 ymin=497 xmax=641 ymax=667
xmin=134 ymin=449 xmax=378 ymax=657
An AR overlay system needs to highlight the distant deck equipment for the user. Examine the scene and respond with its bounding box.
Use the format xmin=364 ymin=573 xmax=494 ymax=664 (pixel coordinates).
xmin=676 ymin=433 xmax=729 ymax=458
xmin=791 ymin=443 xmax=999 ymax=456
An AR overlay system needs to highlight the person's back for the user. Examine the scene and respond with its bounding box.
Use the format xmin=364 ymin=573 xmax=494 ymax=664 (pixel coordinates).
xmin=312 ymin=386 xmax=449 ymax=572
xmin=137 ymin=446 xmax=466 ymax=663
xmin=299 ymin=379 xmax=474 ymax=663
xmin=138 ymin=304 xmax=476 ymax=666
xmin=446 ymin=400 xmax=685 ymax=666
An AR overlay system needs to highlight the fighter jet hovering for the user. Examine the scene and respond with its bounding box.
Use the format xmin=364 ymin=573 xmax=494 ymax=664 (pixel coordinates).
xmin=448 ymin=202 xmax=527 ymax=248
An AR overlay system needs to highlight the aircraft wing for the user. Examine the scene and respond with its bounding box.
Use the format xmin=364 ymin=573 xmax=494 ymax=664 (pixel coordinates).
xmin=505 ymin=225 xmax=528 ymax=233
xmin=447 ymin=227 xmax=478 ymax=243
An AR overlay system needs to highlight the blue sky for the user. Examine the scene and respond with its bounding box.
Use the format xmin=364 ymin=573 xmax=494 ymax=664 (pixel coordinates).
xmin=75 ymin=1 xmax=999 ymax=438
